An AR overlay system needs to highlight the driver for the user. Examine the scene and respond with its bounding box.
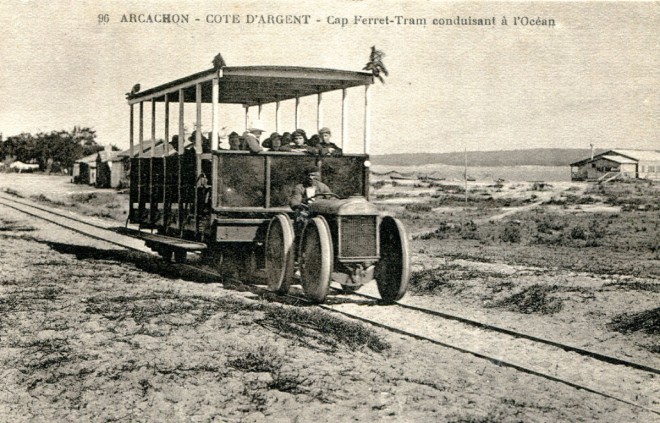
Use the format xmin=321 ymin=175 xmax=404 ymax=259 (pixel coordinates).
xmin=289 ymin=168 xmax=332 ymax=239
xmin=289 ymin=168 xmax=331 ymax=208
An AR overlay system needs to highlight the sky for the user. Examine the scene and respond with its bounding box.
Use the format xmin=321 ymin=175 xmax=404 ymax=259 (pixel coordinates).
xmin=0 ymin=1 xmax=657 ymax=155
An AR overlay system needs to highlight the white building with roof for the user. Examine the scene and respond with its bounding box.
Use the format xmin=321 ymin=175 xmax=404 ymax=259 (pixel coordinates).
xmin=570 ymin=149 xmax=660 ymax=181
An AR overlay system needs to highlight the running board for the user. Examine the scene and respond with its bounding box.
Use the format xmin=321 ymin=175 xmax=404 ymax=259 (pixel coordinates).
xmin=118 ymin=228 xmax=207 ymax=251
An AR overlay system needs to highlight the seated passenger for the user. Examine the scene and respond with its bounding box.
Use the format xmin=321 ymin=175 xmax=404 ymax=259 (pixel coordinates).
xmin=318 ymin=127 xmax=342 ymax=155
xmin=281 ymin=132 xmax=292 ymax=147
xmin=170 ymin=135 xmax=180 ymax=152
xmin=189 ymin=131 xmax=211 ymax=153
xmin=228 ymin=131 xmax=241 ymax=150
xmin=242 ymin=122 xmax=264 ymax=153
xmin=269 ymin=134 xmax=291 ymax=152
xmin=261 ymin=132 xmax=279 ymax=149
xmin=306 ymin=134 xmax=321 ymax=155
xmin=289 ymin=129 xmax=314 ymax=153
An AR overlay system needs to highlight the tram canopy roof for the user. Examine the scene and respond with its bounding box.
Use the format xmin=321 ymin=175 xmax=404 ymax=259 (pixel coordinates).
xmin=127 ymin=66 xmax=374 ymax=107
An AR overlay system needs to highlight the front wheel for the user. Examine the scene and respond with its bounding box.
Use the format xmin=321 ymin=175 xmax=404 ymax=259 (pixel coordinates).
xmin=375 ymin=216 xmax=410 ymax=303
xmin=299 ymin=216 xmax=333 ymax=303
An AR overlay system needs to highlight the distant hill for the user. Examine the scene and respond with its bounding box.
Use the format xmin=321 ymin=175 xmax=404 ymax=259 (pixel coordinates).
xmin=371 ymin=148 xmax=604 ymax=167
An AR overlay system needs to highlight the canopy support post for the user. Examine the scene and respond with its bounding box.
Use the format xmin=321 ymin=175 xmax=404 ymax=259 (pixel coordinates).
xmin=211 ymin=77 xmax=220 ymax=208
xmin=164 ymin=95 xmax=170 ymax=155
xmin=194 ymin=83 xmax=202 ymax=236
xmin=341 ymin=88 xmax=348 ymax=151
xmin=317 ymin=92 xmax=323 ymax=131
xmin=150 ymin=98 xmax=156 ymax=225
xmin=129 ymin=104 xmax=134 ymax=222
xmin=364 ymin=84 xmax=371 ymax=155
xmin=129 ymin=105 xmax=134 ymax=157
xmin=295 ymin=96 xmax=300 ymax=129
xmin=275 ymin=100 xmax=280 ymax=133
xmin=211 ymin=78 xmax=219 ymax=151
xmin=163 ymin=94 xmax=169 ymax=229
xmin=138 ymin=101 xmax=144 ymax=220
xmin=178 ymin=88 xmax=185 ymax=237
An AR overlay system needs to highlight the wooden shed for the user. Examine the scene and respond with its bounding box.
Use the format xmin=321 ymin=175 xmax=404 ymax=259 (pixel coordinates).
xmin=570 ymin=149 xmax=660 ymax=181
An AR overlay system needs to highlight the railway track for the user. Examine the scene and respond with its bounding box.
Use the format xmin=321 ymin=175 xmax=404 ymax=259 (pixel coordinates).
xmin=0 ymin=192 xmax=658 ymax=416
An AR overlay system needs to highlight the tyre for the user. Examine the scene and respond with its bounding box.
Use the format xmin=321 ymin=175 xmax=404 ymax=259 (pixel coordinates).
xmin=375 ymin=216 xmax=410 ymax=303
xmin=265 ymin=214 xmax=295 ymax=293
xmin=299 ymin=216 xmax=333 ymax=303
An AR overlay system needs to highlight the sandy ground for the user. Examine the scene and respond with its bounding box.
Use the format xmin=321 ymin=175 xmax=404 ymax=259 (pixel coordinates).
xmin=0 ymin=173 xmax=658 ymax=422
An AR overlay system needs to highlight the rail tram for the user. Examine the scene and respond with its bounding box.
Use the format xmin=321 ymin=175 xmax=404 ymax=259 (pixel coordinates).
xmin=126 ymin=63 xmax=409 ymax=303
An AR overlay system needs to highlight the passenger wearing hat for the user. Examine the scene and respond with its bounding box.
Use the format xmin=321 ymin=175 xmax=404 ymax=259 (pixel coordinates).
xmin=289 ymin=129 xmax=308 ymax=151
xmin=289 ymin=167 xmax=332 ymax=209
xmin=281 ymin=132 xmax=292 ymax=146
xmin=228 ymin=132 xmax=241 ymax=150
xmin=317 ymin=127 xmax=342 ymax=155
xmin=305 ymin=134 xmax=321 ymax=155
xmin=170 ymin=135 xmax=180 ymax=152
xmin=261 ymin=132 xmax=279 ymax=149
xmin=242 ymin=122 xmax=264 ymax=153
xmin=269 ymin=134 xmax=291 ymax=152
xmin=189 ymin=130 xmax=211 ymax=153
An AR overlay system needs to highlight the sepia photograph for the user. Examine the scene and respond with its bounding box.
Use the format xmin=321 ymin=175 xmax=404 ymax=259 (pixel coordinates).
xmin=0 ymin=1 xmax=658 ymax=421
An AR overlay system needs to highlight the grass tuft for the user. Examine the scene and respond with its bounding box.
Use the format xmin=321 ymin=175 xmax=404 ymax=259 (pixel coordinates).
xmin=488 ymin=285 xmax=563 ymax=315
xmin=608 ymin=307 xmax=659 ymax=335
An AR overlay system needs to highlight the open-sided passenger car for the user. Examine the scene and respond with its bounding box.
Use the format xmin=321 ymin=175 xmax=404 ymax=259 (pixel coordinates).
xmin=126 ymin=62 xmax=409 ymax=303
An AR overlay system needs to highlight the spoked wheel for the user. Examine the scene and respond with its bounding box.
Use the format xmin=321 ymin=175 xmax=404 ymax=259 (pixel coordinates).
xmin=375 ymin=216 xmax=410 ymax=303
xmin=299 ymin=216 xmax=333 ymax=303
xmin=265 ymin=214 xmax=295 ymax=293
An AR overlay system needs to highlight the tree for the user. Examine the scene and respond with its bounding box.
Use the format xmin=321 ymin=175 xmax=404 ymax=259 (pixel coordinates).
xmin=363 ymin=46 xmax=389 ymax=84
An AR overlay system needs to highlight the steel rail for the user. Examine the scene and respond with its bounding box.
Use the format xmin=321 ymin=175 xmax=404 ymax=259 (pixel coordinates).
xmin=0 ymin=194 xmax=657 ymax=416
xmin=10 ymin=193 xmax=655 ymax=376
xmin=318 ymin=303 xmax=660 ymax=416
xmin=333 ymin=288 xmax=660 ymax=375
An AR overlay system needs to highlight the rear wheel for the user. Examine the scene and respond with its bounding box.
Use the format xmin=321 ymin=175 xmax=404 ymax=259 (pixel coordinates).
xmin=265 ymin=214 xmax=295 ymax=293
xmin=299 ymin=217 xmax=333 ymax=303
xmin=375 ymin=216 xmax=410 ymax=303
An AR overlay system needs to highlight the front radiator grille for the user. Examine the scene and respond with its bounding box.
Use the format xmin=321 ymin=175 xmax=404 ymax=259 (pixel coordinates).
xmin=339 ymin=216 xmax=378 ymax=258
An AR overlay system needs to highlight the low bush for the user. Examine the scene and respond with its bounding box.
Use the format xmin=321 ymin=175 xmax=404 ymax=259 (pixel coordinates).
xmin=500 ymin=224 xmax=521 ymax=243
xmin=608 ymin=307 xmax=659 ymax=335
xmin=70 ymin=192 xmax=97 ymax=203
xmin=569 ymin=225 xmax=588 ymax=240
xmin=488 ymin=285 xmax=563 ymax=314
xmin=404 ymin=203 xmax=433 ymax=213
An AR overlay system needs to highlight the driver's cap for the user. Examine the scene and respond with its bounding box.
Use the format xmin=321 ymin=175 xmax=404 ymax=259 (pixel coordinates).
xmin=304 ymin=166 xmax=320 ymax=176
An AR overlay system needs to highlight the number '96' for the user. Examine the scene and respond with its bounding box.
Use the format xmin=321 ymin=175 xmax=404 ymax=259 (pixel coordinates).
xmin=98 ymin=14 xmax=109 ymax=24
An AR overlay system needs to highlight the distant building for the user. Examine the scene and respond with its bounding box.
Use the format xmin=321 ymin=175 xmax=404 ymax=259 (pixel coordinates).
xmin=73 ymin=152 xmax=101 ymax=185
xmin=570 ymin=149 xmax=660 ymax=181
xmin=74 ymin=149 xmax=120 ymax=187
xmin=9 ymin=161 xmax=40 ymax=173
xmin=76 ymin=141 xmax=177 ymax=188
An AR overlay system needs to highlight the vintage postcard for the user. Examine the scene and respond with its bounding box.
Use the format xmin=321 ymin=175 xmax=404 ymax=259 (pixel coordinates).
xmin=0 ymin=1 xmax=658 ymax=422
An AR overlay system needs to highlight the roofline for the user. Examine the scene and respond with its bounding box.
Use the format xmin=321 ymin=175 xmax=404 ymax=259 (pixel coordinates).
xmin=127 ymin=66 xmax=374 ymax=105
xmin=570 ymin=149 xmax=640 ymax=166
xmin=127 ymin=69 xmax=218 ymax=105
